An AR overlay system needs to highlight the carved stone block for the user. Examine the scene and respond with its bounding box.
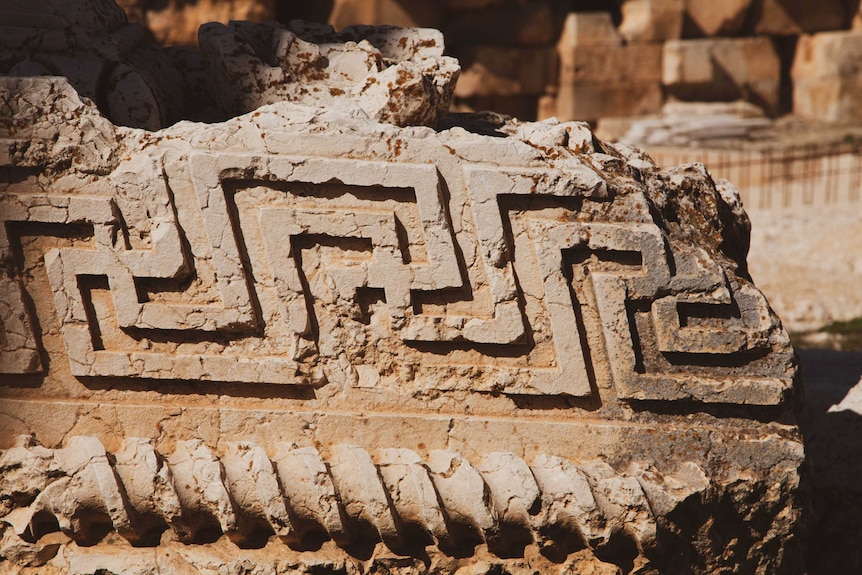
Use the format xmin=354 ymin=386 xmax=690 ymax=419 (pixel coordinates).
xmin=0 ymin=6 xmax=805 ymax=574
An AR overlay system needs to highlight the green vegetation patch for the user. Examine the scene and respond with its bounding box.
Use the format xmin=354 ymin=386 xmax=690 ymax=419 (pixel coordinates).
xmin=793 ymin=316 xmax=862 ymax=351
xmin=822 ymin=317 xmax=862 ymax=334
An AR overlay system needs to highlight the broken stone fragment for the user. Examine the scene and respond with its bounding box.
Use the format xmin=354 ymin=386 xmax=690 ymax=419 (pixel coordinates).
xmin=0 ymin=0 xmax=191 ymax=129
xmin=198 ymin=20 xmax=460 ymax=128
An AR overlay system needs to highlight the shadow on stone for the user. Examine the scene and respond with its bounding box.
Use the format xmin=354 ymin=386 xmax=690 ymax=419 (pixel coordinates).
xmin=798 ymin=348 xmax=862 ymax=575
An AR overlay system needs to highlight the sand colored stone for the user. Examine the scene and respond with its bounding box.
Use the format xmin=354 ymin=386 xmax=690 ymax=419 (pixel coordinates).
xmin=663 ymin=37 xmax=781 ymax=115
xmin=684 ymin=0 xmax=753 ymax=37
xmin=556 ymin=12 xmax=663 ymax=123
xmin=618 ymin=0 xmax=684 ymax=43
xmin=753 ymin=0 xmax=847 ymax=36
xmin=0 ymin=3 xmax=806 ymax=573
xmin=792 ymin=30 xmax=862 ymax=124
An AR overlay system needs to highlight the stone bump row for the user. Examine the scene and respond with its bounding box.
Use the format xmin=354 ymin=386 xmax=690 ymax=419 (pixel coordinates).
xmin=0 ymin=436 xmax=709 ymax=555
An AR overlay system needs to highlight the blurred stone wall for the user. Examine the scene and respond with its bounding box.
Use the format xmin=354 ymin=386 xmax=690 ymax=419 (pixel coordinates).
xmin=117 ymin=0 xmax=276 ymax=46
xmin=119 ymin=0 xmax=862 ymax=124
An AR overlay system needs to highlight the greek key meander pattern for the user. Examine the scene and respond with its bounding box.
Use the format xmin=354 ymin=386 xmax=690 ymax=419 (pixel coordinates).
xmin=0 ymin=436 xmax=706 ymax=552
xmin=0 ymin=152 xmax=785 ymax=402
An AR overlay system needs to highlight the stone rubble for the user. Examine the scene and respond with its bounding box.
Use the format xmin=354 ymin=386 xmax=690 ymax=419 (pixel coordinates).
xmin=199 ymin=20 xmax=460 ymax=128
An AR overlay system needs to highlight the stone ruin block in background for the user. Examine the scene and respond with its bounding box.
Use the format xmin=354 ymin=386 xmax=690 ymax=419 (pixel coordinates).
xmin=116 ymin=0 xmax=277 ymax=47
xmin=556 ymin=12 xmax=663 ymax=124
xmin=683 ymin=0 xmax=753 ymax=37
xmin=663 ymin=36 xmax=781 ymax=115
xmin=792 ymin=30 xmax=862 ymax=124
xmin=451 ymin=44 xmax=556 ymax=99
xmin=0 ymin=1 xmax=806 ymax=573
xmin=618 ymin=0 xmax=684 ymax=44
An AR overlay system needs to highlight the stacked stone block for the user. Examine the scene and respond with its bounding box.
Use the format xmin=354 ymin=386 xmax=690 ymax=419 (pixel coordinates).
xmin=108 ymin=0 xmax=862 ymax=125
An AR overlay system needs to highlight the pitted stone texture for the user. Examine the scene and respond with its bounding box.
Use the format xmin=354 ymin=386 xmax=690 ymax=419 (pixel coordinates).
xmin=0 ymin=27 xmax=806 ymax=572
xmin=0 ymin=75 xmax=796 ymax=405
xmin=198 ymin=20 xmax=459 ymax=128
xmin=0 ymin=436 xmax=806 ymax=574
xmin=0 ymin=4 xmax=457 ymax=130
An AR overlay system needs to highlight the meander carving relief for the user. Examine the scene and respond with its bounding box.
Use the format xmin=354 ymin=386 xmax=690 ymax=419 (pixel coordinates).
xmin=0 ymin=79 xmax=792 ymax=404
xmin=0 ymin=5 xmax=805 ymax=574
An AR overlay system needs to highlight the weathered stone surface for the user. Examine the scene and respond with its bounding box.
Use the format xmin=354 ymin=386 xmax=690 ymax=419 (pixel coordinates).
xmin=0 ymin=4 xmax=805 ymax=573
xmin=0 ymin=436 xmax=720 ymax=565
xmin=0 ymin=0 xmax=197 ymax=129
xmin=618 ymin=0 xmax=684 ymax=43
xmin=792 ymin=31 xmax=862 ymax=123
xmin=0 ymin=73 xmax=806 ymax=572
xmin=198 ymin=20 xmax=459 ymax=128
xmin=663 ymin=37 xmax=781 ymax=115
xmin=0 ymin=6 xmax=459 ymax=130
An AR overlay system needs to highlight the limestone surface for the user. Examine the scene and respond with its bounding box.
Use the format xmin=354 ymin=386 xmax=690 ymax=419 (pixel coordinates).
xmin=198 ymin=20 xmax=459 ymax=128
xmin=0 ymin=5 xmax=805 ymax=574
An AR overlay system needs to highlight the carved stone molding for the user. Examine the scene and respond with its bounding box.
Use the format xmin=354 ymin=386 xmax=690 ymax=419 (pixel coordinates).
xmin=0 ymin=435 xmax=709 ymax=554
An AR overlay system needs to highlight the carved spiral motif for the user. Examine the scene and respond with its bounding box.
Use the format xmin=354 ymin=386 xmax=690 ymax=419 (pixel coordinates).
xmin=0 ymin=437 xmax=708 ymax=555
